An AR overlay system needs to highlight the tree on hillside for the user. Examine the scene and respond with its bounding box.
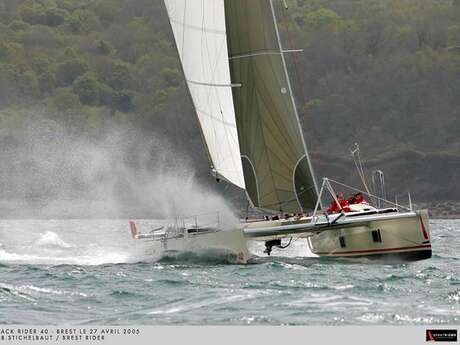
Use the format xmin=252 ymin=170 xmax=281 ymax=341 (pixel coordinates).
xmin=65 ymin=9 xmax=99 ymax=33
xmin=72 ymin=73 xmax=100 ymax=105
xmin=55 ymin=59 xmax=88 ymax=86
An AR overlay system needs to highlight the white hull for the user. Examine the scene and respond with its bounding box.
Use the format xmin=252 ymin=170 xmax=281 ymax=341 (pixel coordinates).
xmin=307 ymin=210 xmax=431 ymax=260
xmin=132 ymin=227 xmax=251 ymax=264
xmin=243 ymin=210 xmax=432 ymax=261
xmin=130 ymin=209 xmax=431 ymax=263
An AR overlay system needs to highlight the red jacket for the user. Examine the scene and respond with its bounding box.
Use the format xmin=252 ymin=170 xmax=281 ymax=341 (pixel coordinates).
xmin=327 ymin=198 xmax=350 ymax=214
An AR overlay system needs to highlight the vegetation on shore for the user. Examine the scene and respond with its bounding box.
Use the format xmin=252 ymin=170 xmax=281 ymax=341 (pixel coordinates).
xmin=0 ymin=0 xmax=460 ymax=205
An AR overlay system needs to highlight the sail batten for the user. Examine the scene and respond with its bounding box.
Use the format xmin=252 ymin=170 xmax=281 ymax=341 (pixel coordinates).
xmin=186 ymin=80 xmax=241 ymax=88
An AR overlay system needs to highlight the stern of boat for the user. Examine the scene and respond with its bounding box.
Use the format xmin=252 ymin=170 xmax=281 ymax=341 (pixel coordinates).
xmin=308 ymin=210 xmax=432 ymax=261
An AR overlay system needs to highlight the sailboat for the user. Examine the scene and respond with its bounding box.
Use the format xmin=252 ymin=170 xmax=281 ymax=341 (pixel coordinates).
xmin=129 ymin=0 xmax=432 ymax=262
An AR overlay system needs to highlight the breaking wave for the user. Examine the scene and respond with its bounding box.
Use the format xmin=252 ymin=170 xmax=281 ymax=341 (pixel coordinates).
xmin=34 ymin=231 xmax=72 ymax=249
xmin=0 ymin=221 xmax=151 ymax=266
xmin=0 ymin=247 xmax=135 ymax=266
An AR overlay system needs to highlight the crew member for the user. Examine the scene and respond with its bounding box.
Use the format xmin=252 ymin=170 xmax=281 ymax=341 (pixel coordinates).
xmin=348 ymin=192 xmax=367 ymax=205
xmin=327 ymin=193 xmax=350 ymax=214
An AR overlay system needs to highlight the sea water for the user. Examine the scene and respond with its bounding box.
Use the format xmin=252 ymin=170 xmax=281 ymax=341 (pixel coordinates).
xmin=0 ymin=219 xmax=458 ymax=325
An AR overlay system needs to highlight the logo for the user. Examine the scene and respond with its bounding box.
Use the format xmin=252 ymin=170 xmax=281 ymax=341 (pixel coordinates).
xmin=426 ymin=329 xmax=457 ymax=342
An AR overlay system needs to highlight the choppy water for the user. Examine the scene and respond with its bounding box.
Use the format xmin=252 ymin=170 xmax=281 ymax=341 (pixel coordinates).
xmin=0 ymin=219 xmax=458 ymax=325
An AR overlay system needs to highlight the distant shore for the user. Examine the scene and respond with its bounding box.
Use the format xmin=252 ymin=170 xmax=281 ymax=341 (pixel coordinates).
xmin=0 ymin=200 xmax=459 ymax=219
xmin=416 ymin=201 xmax=460 ymax=219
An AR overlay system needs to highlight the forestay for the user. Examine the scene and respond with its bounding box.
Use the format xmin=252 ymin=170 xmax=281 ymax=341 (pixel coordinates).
xmin=164 ymin=0 xmax=245 ymax=188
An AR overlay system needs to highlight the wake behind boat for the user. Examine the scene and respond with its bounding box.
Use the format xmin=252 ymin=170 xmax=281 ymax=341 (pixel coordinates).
xmin=129 ymin=0 xmax=432 ymax=263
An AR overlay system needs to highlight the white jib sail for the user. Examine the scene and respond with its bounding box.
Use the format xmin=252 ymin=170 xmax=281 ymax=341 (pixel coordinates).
xmin=164 ymin=0 xmax=245 ymax=189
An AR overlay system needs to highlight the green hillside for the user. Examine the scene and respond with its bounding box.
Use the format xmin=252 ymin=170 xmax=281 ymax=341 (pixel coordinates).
xmin=1 ymin=0 xmax=460 ymax=211
xmin=0 ymin=0 xmax=186 ymax=133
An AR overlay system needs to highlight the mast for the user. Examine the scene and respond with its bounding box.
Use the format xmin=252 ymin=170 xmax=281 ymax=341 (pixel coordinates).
xmin=269 ymin=0 xmax=320 ymax=204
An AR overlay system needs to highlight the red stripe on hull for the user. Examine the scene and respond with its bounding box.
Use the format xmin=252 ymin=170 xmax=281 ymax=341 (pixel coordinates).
xmin=420 ymin=218 xmax=429 ymax=240
xmin=314 ymin=244 xmax=431 ymax=256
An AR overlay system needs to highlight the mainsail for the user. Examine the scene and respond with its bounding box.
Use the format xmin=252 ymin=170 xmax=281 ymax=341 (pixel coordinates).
xmin=164 ymin=0 xmax=245 ymax=188
xmin=224 ymin=0 xmax=318 ymax=212
xmin=164 ymin=0 xmax=319 ymax=213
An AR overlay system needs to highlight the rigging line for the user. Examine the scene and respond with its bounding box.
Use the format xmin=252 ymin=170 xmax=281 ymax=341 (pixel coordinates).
xmin=215 ymin=84 xmax=243 ymax=183
xmin=241 ymin=155 xmax=261 ymax=205
xmin=270 ymin=0 xmax=321 ymax=208
xmin=196 ymin=107 xmax=236 ymax=127
xmin=255 ymin=91 xmax=300 ymax=164
xmin=258 ymin=116 xmax=285 ymax=211
xmin=246 ymin=28 xmax=303 ymax=161
xmin=358 ymin=152 xmax=371 ymax=194
xmin=258 ymin=132 xmax=282 ymax=209
xmin=169 ymin=18 xmax=226 ymax=35
xmin=258 ymin=187 xmax=314 ymax=205
xmin=327 ymin=178 xmax=411 ymax=211
xmin=245 ymin=190 xmax=257 ymax=210
xmin=211 ymin=39 xmax=240 ymax=172
xmin=255 ymin=60 xmax=301 ymax=156
xmin=269 ymin=168 xmax=298 ymax=185
xmin=250 ymin=111 xmax=289 ymax=189
xmin=353 ymin=155 xmax=364 ymax=187
xmin=200 ymin=3 xmax=242 ymax=180
xmin=253 ymin=3 xmax=294 ymax=131
xmin=351 ymin=145 xmax=371 ymax=196
xmin=259 ymin=193 xmax=304 ymax=209
xmin=258 ymin=182 xmax=314 ymax=201
xmin=258 ymin=186 xmax=313 ymax=201
xmin=251 ymin=63 xmax=294 ymax=167
xmin=200 ymin=2 xmax=226 ymax=172
xmin=268 ymin=0 xmax=303 ymax=212
xmin=234 ymin=3 xmax=282 ymax=210
xmin=199 ymin=0 xmax=219 ymax=166
xmin=246 ymin=61 xmax=259 ymax=158
xmin=241 ymin=5 xmax=264 ymax=162
xmin=164 ymin=3 xmax=214 ymax=177
xmin=264 ymin=142 xmax=300 ymax=175
xmin=250 ymin=95 xmax=304 ymax=197
xmin=252 ymin=18 xmax=292 ymax=119
xmin=218 ymin=111 xmax=241 ymax=182
xmin=281 ymin=2 xmax=325 ymax=191
xmin=201 ymin=10 xmax=231 ymax=101
xmin=355 ymin=153 xmax=365 ymax=184
xmin=198 ymin=21 xmax=220 ymax=175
